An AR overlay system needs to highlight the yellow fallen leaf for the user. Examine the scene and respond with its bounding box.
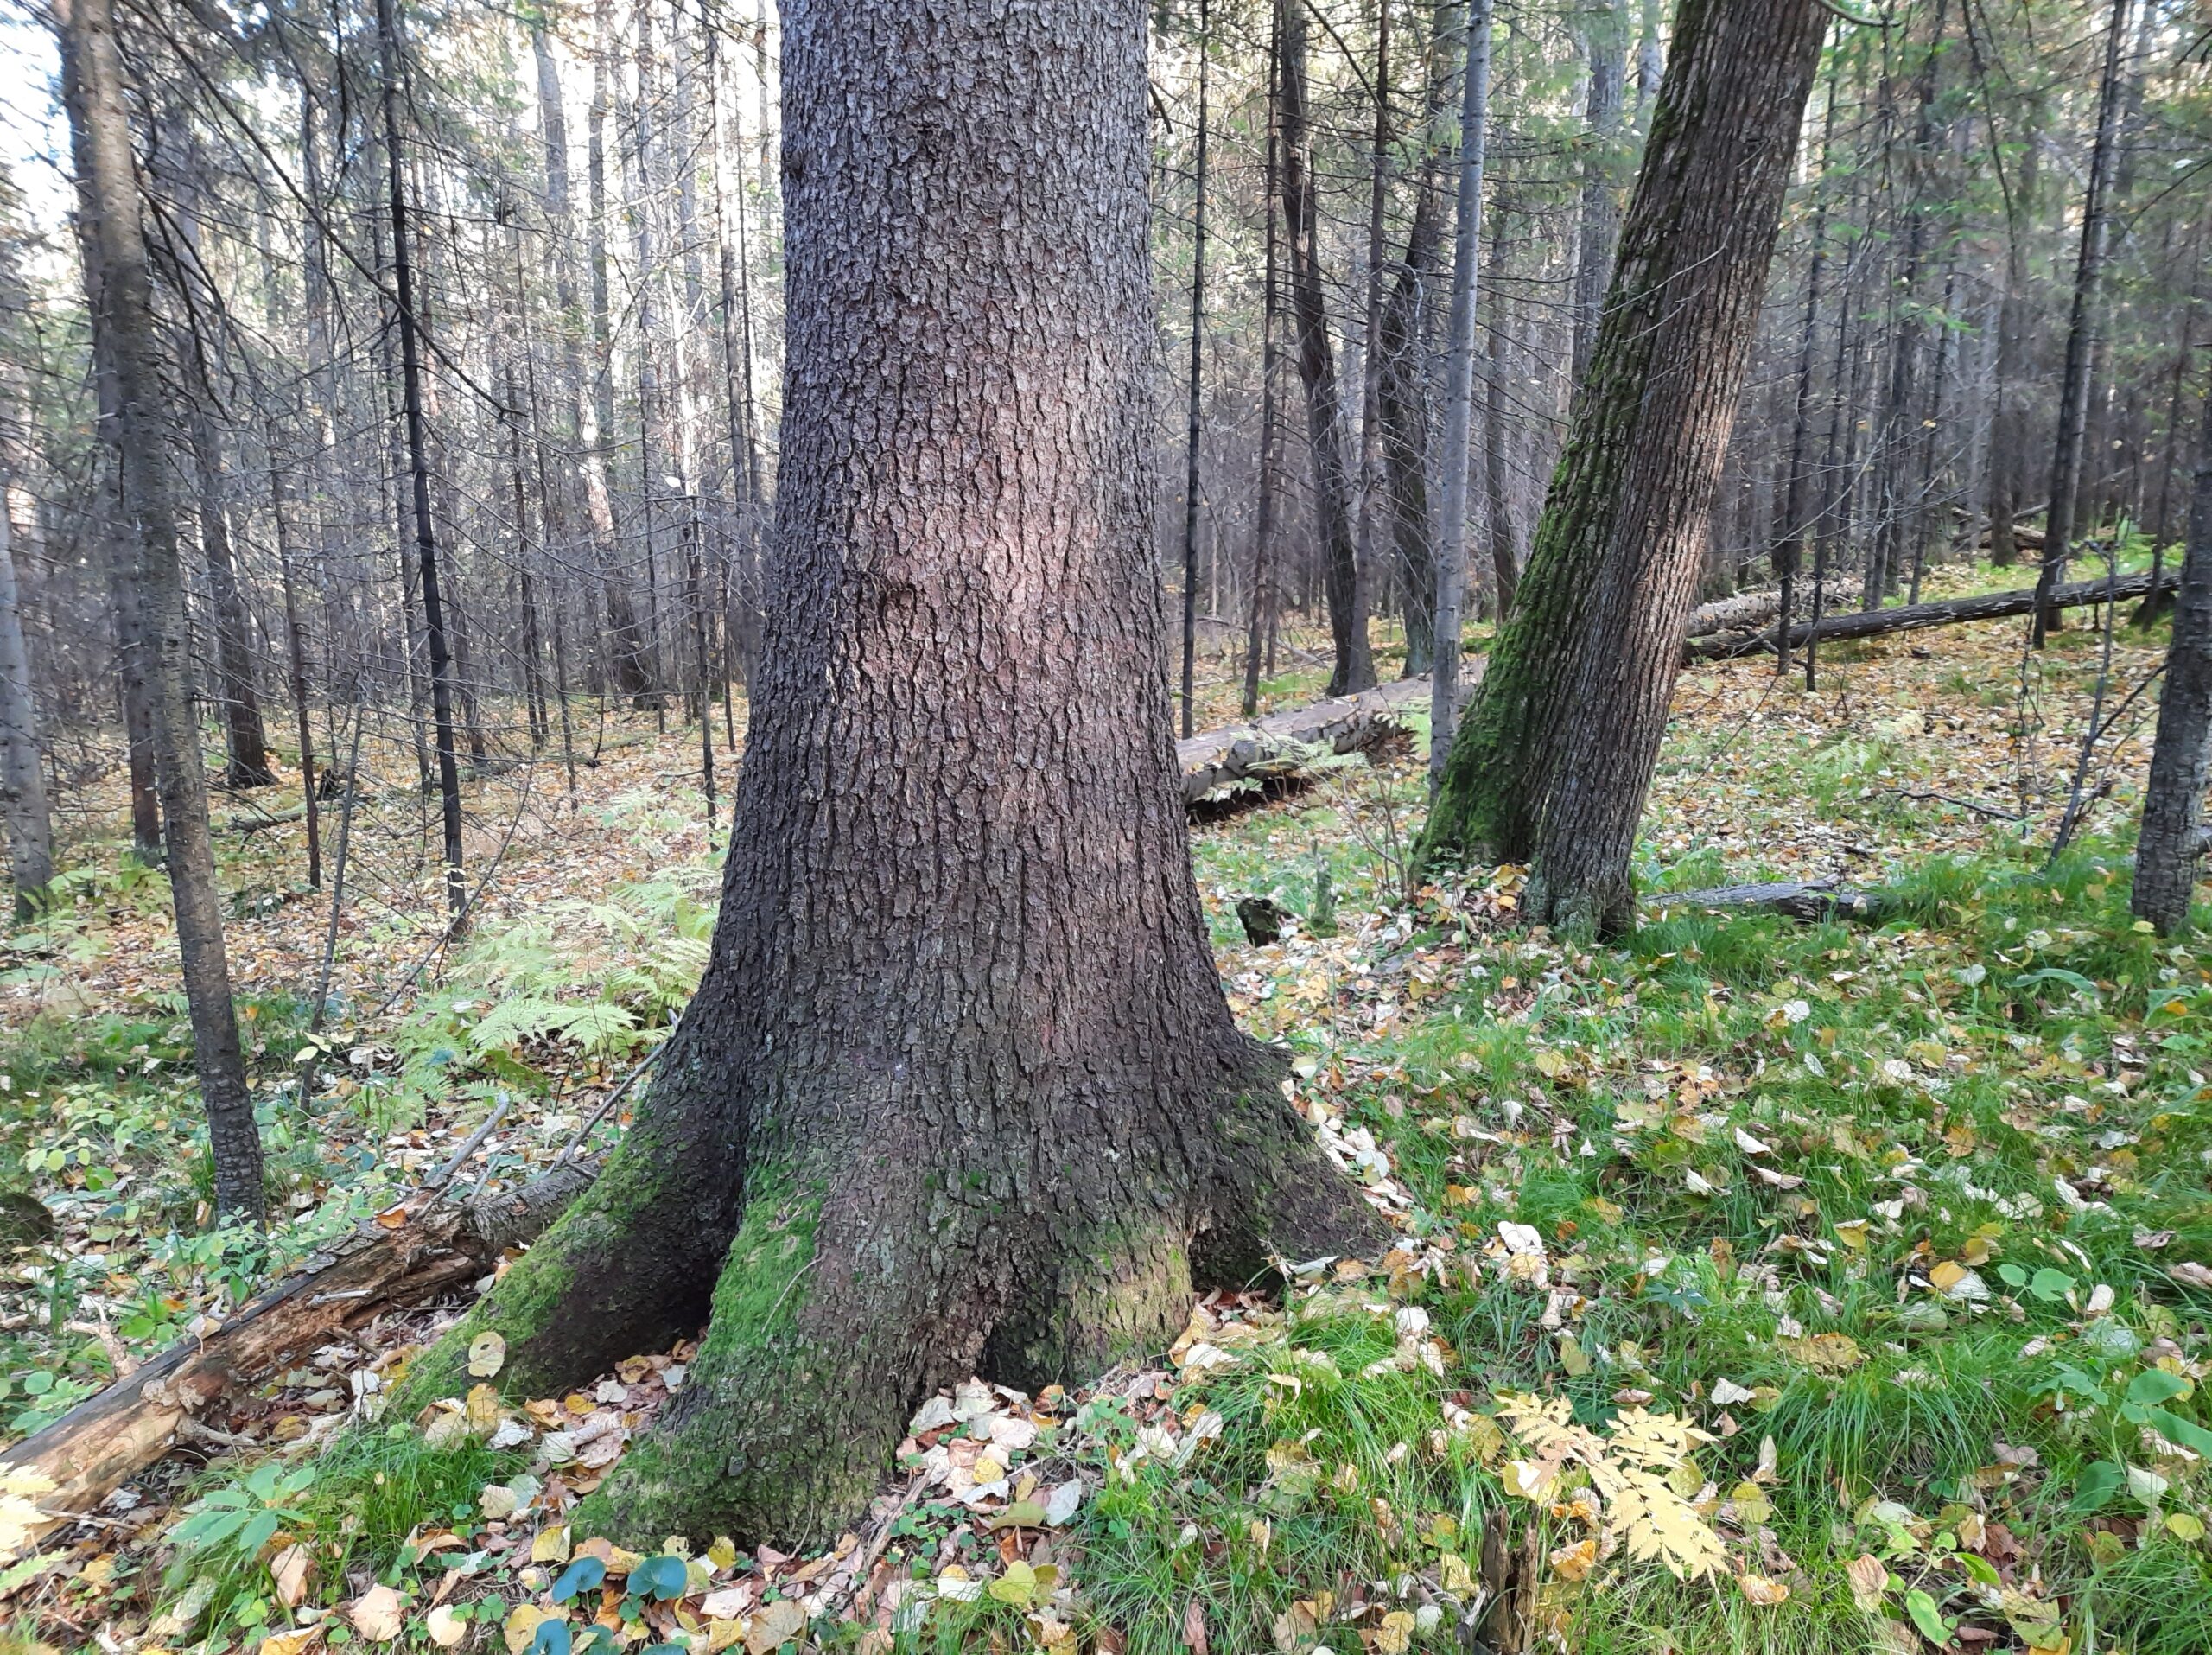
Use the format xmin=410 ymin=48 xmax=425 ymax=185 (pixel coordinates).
xmin=531 ymin=1527 xmax=571 ymax=1565
xmin=505 ymin=1605 xmax=563 ymax=1655
xmin=1778 ymin=1333 xmax=1864 ymax=1373
xmin=743 ymin=1600 xmax=805 ymax=1654
xmin=1929 ymin=1261 xmax=1967 ymax=1291
xmin=468 ymin=1332 xmax=507 ymax=1379
xmin=424 ymin=1606 xmax=467 ymax=1649
xmin=1738 ymin=1573 xmax=1789 ymax=1606
xmin=1550 ymin=1537 xmax=1598 ymax=1582
xmin=466 ymin=1384 xmax=503 ymax=1435
xmin=1375 ymin=1608 xmax=1417 ymax=1653
xmin=257 ymin=1631 xmax=319 ymax=1655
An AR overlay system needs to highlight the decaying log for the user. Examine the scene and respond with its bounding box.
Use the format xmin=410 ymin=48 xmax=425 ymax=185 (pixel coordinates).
xmin=1653 ymin=881 xmax=1894 ymax=922
xmin=1178 ymin=675 xmax=1437 ymax=803
xmin=1686 ymin=566 xmax=2179 ymax=661
xmin=1684 ymin=590 xmax=1780 ymax=636
xmin=1 ymin=1161 xmax=596 ymax=1554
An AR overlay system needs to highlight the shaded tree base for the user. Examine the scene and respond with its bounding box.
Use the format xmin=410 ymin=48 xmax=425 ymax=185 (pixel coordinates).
xmin=399 ymin=1043 xmax=1382 ymax=1548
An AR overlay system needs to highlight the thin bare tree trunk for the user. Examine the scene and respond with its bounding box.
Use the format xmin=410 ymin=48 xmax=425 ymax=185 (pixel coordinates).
xmin=2132 ymin=370 xmax=2212 ymax=934
xmin=1280 ymin=2 xmax=1371 ymax=695
xmin=2032 ymin=0 xmax=2130 ymax=646
xmin=0 ymin=500 xmax=53 ymax=917
xmin=1430 ymin=0 xmax=1493 ymax=784
xmin=377 ymin=0 xmax=467 ymax=930
xmin=56 ymin=0 xmax=265 ymax=1223
xmin=1243 ymin=0 xmax=1285 ymax=720
xmin=1179 ymin=0 xmax=1210 ymax=738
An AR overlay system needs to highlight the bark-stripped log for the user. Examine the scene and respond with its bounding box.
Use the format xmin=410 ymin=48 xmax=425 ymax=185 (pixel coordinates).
xmin=1179 ymin=675 xmax=1436 ymax=803
xmin=1687 ymin=566 xmax=2178 ymax=661
xmin=0 ymin=1160 xmax=594 ymax=1556
xmin=1651 ymin=881 xmax=1893 ymax=921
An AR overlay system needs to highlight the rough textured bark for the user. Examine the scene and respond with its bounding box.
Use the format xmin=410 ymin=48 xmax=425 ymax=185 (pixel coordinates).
xmin=2031 ymin=0 xmax=2130 ymax=646
xmin=403 ymin=0 xmax=1379 ymax=1550
xmin=1421 ymin=0 xmax=1827 ymax=933
xmin=0 ymin=501 xmax=52 ymax=917
xmin=58 ymin=41 xmax=160 ymax=860
xmin=2132 ymin=379 xmax=2212 ymax=935
xmin=1429 ymin=0 xmax=1493 ymax=783
xmin=56 ymin=0 xmax=265 ymax=1223
xmin=1280 ymin=3 xmax=1372 ymax=695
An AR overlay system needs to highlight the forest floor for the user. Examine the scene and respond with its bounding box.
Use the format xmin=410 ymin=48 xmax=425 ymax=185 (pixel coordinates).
xmin=3 ymin=561 xmax=2209 ymax=1655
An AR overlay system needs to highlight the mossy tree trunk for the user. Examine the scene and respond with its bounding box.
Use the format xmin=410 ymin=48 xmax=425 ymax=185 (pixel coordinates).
xmin=1420 ymin=0 xmax=1827 ymax=933
xmin=410 ymin=0 xmax=1380 ymax=1550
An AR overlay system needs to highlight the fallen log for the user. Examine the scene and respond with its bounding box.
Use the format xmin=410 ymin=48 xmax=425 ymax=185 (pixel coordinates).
xmin=1179 ymin=675 xmax=1438 ymax=804
xmin=1686 ymin=566 xmax=2179 ymax=661
xmin=1652 ymin=881 xmax=1894 ymax=922
xmin=1 ymin=1159 xmax=595 ymax=1556
xmin=1685 ymin=590 xmax=1780 ymax=636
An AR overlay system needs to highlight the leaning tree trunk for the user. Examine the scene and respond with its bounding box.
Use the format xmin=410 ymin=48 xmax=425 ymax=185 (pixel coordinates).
xmin=56 ymin=0 xmax=265 ymax=1223
xmin=1421 ymin=0 xmax=1827 ymax=927
xmin=2132 ymin=375 xmax=2212 ymax=935
xmin=400 ymin=0 xmax=1378 ymax=1550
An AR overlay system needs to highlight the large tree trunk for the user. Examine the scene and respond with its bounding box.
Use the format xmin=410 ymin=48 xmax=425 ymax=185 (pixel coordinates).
xmin=1421 ymin=0 xmax=1827 ymax=933
xmin=56 ymin=0 xmax=265 ymax=1224
xmin=1280 ymin=3 xmax=1372 ymax=696
xmin=401 ymin=0 xmax=1378 ymax=1551
xmin=2132 ymin=376 xmax=2212 ymax=935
